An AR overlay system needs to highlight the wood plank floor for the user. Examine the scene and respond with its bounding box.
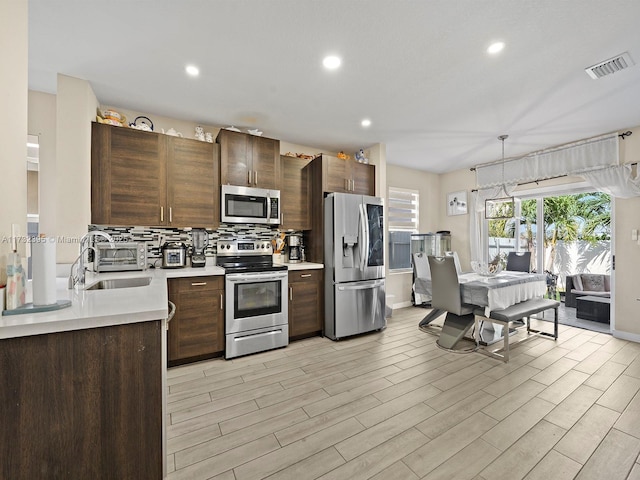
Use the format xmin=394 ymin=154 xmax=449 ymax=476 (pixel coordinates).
xmin=166 ymin=307 xmax=640 ymax=480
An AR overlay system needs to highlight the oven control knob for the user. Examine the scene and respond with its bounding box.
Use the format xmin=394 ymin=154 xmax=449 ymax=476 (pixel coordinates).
xmin=227 ymin=244 xmax=231 ymax=249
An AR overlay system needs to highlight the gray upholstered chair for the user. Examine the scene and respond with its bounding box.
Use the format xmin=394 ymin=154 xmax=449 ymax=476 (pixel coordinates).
xmin=506 ymin=251 xmax=531 ymax=272
xmin=428 ymin=256 xmax=476 ymax=349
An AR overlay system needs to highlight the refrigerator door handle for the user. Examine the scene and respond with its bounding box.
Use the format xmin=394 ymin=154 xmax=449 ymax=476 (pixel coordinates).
xmin=358 ymin=203 xmax=368 ymax=271
xmin=337 ymin=279 xmax=385 ymax=291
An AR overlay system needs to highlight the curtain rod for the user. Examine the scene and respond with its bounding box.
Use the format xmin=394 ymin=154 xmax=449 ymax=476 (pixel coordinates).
xmin=471 ymin=161 xmax=638 ymax=192
xmin=469 ymin=131 xmax=632 ymax=172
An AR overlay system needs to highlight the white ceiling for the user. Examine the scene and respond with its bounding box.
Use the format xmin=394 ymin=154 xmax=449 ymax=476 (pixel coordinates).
xmin=28 ymin=0 xmax=640 ymax=174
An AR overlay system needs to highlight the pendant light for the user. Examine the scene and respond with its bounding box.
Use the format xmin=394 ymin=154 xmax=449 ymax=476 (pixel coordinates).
xmin=485 ymin=135 xmax=515 ymax=219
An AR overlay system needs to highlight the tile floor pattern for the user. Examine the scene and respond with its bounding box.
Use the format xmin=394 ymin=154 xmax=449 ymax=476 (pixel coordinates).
xmin=166 ymin=307 xmax=640 ymax=480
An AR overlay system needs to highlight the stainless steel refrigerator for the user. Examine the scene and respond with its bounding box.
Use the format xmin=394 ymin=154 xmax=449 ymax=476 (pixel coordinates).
xmin=324 ymin=192 xmax=386 ymax=340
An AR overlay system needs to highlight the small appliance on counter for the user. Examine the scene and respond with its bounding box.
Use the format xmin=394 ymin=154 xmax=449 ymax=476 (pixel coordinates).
xmin=161 ymin=242 xmax=186 ymax=268
xmin=287 ymin=234 xmax=302 ymax=263
xmin=93 ymin=242 xmax=147 ymax=272
xmin=191 ymin=229 xmax=209 ymax=268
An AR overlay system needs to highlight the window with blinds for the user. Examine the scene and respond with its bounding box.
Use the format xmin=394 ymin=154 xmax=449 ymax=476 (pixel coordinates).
xmin=388 ymin=187 xmax=419 ymax=270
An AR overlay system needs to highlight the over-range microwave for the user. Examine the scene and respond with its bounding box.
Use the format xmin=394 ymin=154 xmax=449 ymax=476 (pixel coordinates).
xmin=221 ymin=185 xmax=280 ymax=225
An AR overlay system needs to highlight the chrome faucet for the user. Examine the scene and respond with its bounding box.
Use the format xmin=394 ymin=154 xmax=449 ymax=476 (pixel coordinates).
xmin=68 ymin=230 xmax=115 ymax=288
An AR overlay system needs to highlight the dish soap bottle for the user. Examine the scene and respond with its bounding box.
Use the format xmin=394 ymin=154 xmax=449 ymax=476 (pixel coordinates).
xmin=6 ymin=224 xmax=25 ymax=310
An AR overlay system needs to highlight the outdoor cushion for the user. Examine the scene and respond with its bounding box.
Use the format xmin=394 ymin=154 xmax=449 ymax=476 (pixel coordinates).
xmin=581 ymin=274 xmax=605 ymax=292
xmin=604 ymin=275 xmax=611 ymax=292
xmin=572 ymin=275 xmax=584 ymax=291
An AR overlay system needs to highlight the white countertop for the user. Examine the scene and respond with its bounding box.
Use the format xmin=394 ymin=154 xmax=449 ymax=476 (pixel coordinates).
xmin=0 ymin=262 xmax=322 ymax=340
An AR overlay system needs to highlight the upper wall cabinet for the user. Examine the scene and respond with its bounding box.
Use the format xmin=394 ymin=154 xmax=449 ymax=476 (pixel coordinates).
xmin=217 ymin=129 xmax=280 ymax=189
xmin=91 ymin=122 xmax=219 ymax=228
xmin=280 ymin=155 xmax=312 ymax=230
xmin=310 ymin=154 xmax=375 ymax=196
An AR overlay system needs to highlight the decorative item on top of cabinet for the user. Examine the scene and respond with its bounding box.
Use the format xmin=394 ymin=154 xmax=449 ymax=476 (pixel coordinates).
xmin=280 ymin=154 xmax=311 ymax=230
xmin=288 ymin=269 xmax=323 ymax=339
xmin=91 ymin=122 xmax=219 ymax=228
xmin=216 ymin=129 xmax=280 ymax=189
xmin=167 ymin=276 xmax=224 ymax=366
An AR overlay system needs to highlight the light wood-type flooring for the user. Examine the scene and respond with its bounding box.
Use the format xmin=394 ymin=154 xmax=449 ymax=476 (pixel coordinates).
xmin=166 ymin=307 xmax=640 ymax=480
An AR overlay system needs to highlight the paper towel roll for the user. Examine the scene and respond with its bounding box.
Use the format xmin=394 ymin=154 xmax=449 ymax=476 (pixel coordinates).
xmin=32 ymin=238 xmax=57 ymax=306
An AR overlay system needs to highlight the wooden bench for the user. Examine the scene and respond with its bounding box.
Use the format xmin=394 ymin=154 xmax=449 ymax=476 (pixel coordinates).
xmin=473 ymin=298 xmax=560 ymax=362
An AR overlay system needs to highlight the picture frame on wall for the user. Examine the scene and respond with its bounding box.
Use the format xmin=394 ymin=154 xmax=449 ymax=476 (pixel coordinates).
xmin=447 ymin=191 xmax=468 ymax=216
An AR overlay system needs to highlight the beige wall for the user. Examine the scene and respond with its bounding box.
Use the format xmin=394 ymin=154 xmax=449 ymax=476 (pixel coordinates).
xmin=386 ymin=164 xmax=440 ymax=307
xmin=0 ymin=0 xmax=28 ymax=285
xmin=438 ymin=168 xmax=476 ymax=271
xmin=613 ymin=125 xmax=640 ymax=341
xmin=28 ymin=91 xmax=57 ymax=236
xmin=56 ymin=74 xmax=99 ymax=262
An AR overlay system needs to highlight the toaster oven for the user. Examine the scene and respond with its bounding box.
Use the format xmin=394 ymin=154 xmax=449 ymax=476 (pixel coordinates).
xmin=93 ymin=242 xmax=148 ymax=272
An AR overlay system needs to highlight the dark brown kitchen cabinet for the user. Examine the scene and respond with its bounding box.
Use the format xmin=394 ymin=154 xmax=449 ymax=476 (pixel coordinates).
xmin=306 ymin=154 xmax=376 ymax=263
xmin=217 ymin=129 xmax=280 ymax=189
xmin=280 ymin=155 xmax=312 ymax=230
xmin=0 ymin=321 xmax=163 ymax=479
xmin=168 ymin=275 xmax=224 ymax=366
xmin=91 ymin=122 xmax=219 ymax=228
xmin=288 ymin=269 xmax=323 ymax=339
xmin=310 ymin=154 xmax=375 ymax=195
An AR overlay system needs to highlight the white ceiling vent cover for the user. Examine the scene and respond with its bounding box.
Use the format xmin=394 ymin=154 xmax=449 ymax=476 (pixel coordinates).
xmin=585 ymin=52 xmax=635 ymax=79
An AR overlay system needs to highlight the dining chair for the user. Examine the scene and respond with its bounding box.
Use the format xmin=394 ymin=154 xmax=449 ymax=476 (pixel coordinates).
xmin=444 ymin=251 xmax=462 ymax=274
xmin=506 ymin=251 xmax=531 ymax=272
xmin=427 ymin=255 xmax=476 ymax=349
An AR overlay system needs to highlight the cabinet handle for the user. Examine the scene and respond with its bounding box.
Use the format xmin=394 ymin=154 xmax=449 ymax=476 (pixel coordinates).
xmin=169 ymin=207 xmax=173 ymax=223
xmin=300 ymin=274 xmax=312 ymax=278
xmin=350 ymin=179 xmax=354 ymax=191
xmin=160 ymin=206 xmax=164 ymax=222
xmin=254 ymin=170 xmax=258 ymax=185
xmin=344 ymin=178 xmax=348 ymax=191
xmin=248 ymin=170 xmax=252 ymax=185
xmin=220 ymin=293 xmax=224 ymax=310
xmin=191 ymin=282 xmax=207 ymax=286
xmin=289 ymin=286 xmax=293 ymax=301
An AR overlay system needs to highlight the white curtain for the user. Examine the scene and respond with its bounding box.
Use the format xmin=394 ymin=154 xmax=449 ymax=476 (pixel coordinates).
xmin=469 ymin=184 xmax=516 ymax=263
xmin=581 ymin=164 xmax=640 ymax=198
xmin=476 ymin=133 xmax=619 ymax=188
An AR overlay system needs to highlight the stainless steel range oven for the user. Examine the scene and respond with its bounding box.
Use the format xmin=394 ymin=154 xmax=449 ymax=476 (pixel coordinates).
xmin=217 ymin=239 xmax=288 ymax=359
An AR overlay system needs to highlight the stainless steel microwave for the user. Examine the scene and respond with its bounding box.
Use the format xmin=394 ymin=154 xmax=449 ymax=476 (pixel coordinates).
xmin=221 ymin=185 xmax=280 ymax=225
xmin=93 ymin=242 xmax=148 ymax=272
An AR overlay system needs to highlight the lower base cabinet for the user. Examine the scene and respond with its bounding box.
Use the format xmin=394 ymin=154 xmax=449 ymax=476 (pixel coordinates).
xmin=288 ymin=269 xmax=323 ymax=338
xmin=0 ymin=321 xmax=163 ymax=479
xmin=168 ymin=276 xmax=224 ymax=366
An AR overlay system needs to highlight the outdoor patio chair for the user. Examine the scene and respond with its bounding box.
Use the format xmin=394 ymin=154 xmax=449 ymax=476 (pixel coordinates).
xmin=506 ymin=251 xmax=531 ymax=272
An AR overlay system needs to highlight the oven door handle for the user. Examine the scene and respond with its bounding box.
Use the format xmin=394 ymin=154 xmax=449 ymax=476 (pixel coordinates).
xmin=226 ymin=273 xmax=287 ymax=282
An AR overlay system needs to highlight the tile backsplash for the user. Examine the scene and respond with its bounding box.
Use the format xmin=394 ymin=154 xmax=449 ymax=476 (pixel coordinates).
xmin=89 ymin=224 xmax=297 ymax=267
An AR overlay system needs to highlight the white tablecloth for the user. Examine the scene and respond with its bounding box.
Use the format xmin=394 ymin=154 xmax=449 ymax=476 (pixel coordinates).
xmin=459 ymin=271 xmax=547 ymax=315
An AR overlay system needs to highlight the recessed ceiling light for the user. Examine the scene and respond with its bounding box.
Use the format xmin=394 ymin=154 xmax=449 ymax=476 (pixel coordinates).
xmin=487 ymin=42 xmax=505 ymax=55
xmin=323 ymin=55 xmax=341 ymax=70
xmin=361 ymin=119 xmax=371 ymax=128
xmin=185 ymin=65 xmax=200 ymax=77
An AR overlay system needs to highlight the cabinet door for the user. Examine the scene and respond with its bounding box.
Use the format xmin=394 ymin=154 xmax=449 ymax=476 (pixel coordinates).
xmin=323 ymin=155 xmax=350 ymax=193
xmin=351 ymin=162 xmax=375 ymax=195
xmin=167 ymin=137 xmax=219 ymax=228
xmin=218 ymin=129 xmax=251 ymax=186
xmin=289 ymin=270 xmax=322 ymax=338
xmin=168 ymin=277 xmax=224 ymax=364
xmin=280 ymin=155 xmax=311 ymax=230
xmin=92 ymin=122 xmax=166 ymax=226
xmin=251 ymin=136 xmax=280 ymax=189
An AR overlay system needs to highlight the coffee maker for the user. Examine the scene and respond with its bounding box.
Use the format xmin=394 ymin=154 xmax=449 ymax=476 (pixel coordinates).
xmin=288 ymin=234 xmax=302 ymax=263
xmin=191 ymin=229 xmax=208 ymax=267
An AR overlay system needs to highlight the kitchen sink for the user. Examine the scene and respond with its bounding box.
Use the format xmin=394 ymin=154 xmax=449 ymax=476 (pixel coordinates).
xmin=86 ymin=276 xmax=152 ymax=290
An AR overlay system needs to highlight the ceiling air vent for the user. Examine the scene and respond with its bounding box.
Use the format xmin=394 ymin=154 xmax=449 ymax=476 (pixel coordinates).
xmin=585 ymin=52 xmax=635 ymax=79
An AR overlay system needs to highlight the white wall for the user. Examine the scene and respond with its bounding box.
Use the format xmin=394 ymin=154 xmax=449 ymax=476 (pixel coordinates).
xmin=0 ymin=0 xmax=28 ymax=285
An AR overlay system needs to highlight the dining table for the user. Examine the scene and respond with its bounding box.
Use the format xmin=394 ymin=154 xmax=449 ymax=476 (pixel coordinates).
xmin=418 ymin=270 xmax=548 ymax=342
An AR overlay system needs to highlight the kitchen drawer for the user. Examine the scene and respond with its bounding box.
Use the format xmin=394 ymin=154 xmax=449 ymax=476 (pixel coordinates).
xmin=171 ymin=276 xmax=222 ymax=293
xmin=288 ymin=269 xmax=321 ymax=283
